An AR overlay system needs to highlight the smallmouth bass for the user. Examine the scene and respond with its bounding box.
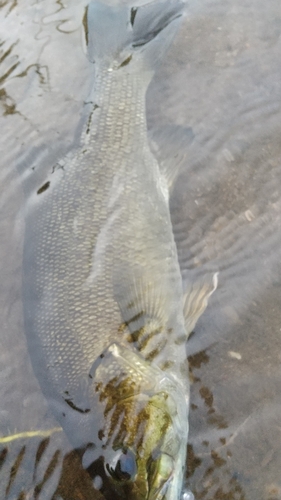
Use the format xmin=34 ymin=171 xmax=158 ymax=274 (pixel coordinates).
xmin=23 ymin=1 xmax=217 ymax=498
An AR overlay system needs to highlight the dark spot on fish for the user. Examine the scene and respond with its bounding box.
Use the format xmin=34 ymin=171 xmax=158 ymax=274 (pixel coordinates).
xmin=37 ymin=181 xmax=50 ymax=195
xmin=6 ymin=446 xmax=26 ymax=495
xmin=83 ymin=6 xmax=89 ymax=46
xmin=65 ymin=398 xmax=90 ymax=414
xmin=119 ymin=54 xmax=132 ymax=68
xmin=118 ymin=322 xmax=127 ymax=334
xmin=97 ymin=376 xmax=143 ymax=445
xmin=100 ymin=353 xmax=104 ymax=359
xmin=198 ymin=462 xmax=244 ymax=500
xmin=98 ymin=430 xmax=105 ymax=441
xmin=191 ymin=403 xmax=198 ymax=410
xmin=186 ymin=444 xmax=202 ymax=479
xmin=62 ymin=413 xmax=65 ymax=417
xmin=64 ymin=390 xmax=69 ymax=395
xmin=192 ymin=375 xmax=201 ymax=383
xmin=34 ymin=449 xmax=61 ymax=497
xmin=130 ymin=7 xmax=137 ymax=27
xmin=89 ymin=373 xmax=93 ymax=379
xmin=207 ymin=413 xmax=228 ymax=430
xmin=99 ymin=376 xmax=132 ymax=407
xmin=145 ymin=338 xmax=167 ymax=361
xmin=188 ymin=366 xmax=194 ymax=383
xmin=220 ymin=437 xmax=226 ymax=445
xmin=0 ymin=447 xmax=7 ymax=474
xmin=202 ymin=440 xmax=209 ymax=447
xmin=199 ymin=386 xmax=213 ymax=408
xmin=127 ymin=327 xmax=143 ymax=343
xmin=34 ymin=438 xmax=50 ymax=475
xmin=160 ymin=360 xmax=174 ymax=370
xmin=188 ymin=350 xmax=209 ymax=370
xmin=95 ymin=382 xmax=102 ymax=392
xmin=136 ymin=327 xmax=162 ymax=350
xmin=204 ymin=465 xmax=215 ymax=477
xmin=126 ymin=311 xmax=144 ymax=325
xmin=211 ymin=450 xmax=226 ymax=467
xmin=99 ymin=378 xmax=172 ymax=454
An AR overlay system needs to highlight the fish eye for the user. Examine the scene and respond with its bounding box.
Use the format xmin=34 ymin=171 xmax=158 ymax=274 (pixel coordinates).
xmin=105 ymin=449 xmax=137 ymax=482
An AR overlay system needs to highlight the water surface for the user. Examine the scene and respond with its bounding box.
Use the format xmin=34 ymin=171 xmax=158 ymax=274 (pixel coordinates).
xmin=1 ymin=0 xmax=281 ymax=498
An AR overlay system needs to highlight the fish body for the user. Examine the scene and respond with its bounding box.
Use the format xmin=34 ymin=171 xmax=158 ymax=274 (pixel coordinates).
xmin=23 ymin=1 xmax=215 ymax=498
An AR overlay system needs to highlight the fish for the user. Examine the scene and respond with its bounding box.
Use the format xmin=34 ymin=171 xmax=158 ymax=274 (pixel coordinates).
xmin=22 ymin=1 xmax=217 ymax=499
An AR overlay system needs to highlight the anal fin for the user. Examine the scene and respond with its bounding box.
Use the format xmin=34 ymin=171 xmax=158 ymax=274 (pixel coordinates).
xmin=183 ymin=272 xmax=218 ymax=336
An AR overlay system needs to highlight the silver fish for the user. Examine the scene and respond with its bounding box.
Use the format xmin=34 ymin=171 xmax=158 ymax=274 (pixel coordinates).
xmin=23 ymin=1 xmax=217 ymax=498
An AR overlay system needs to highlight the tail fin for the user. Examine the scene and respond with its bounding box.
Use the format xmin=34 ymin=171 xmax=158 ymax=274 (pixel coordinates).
xmin=85 ymin=0 xmax=186 ymax=70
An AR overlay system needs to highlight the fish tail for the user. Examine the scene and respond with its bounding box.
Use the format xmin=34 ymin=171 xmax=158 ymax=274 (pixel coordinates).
xmin=86 ymin=0 xmax=186 ymax=72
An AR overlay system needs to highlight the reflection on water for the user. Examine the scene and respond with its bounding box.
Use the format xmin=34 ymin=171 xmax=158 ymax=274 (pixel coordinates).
xmin=0 ymin=433 xmax=105 ymax=499
xmin=1 ymin=0 xmax=281 ymax=498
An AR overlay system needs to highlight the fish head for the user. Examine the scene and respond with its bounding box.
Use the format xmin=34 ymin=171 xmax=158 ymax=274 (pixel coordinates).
xmin=88 ymin=343 xmax=188 ymax=500
xmin=107 ymin=397 xmax=186 ymax=500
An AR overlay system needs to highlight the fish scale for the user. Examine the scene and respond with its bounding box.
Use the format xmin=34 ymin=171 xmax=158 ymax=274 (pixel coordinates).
xmin=24 ymin=64 xmax=186 ymax=387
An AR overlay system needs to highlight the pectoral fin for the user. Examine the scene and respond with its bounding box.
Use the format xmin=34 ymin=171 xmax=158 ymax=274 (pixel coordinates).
xmin=183 ymin=273 xmax=218 ymax=336
xmin=113 ymin=266 xmax=171 ymax=345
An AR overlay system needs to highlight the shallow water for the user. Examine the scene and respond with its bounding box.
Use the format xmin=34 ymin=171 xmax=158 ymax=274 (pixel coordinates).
xmin=1 ymin=0 xmax=281 ymax=499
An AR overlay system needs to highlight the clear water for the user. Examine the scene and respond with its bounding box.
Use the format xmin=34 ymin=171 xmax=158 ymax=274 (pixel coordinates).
xmin=1 ymin=0 xmax=281 ymax=499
